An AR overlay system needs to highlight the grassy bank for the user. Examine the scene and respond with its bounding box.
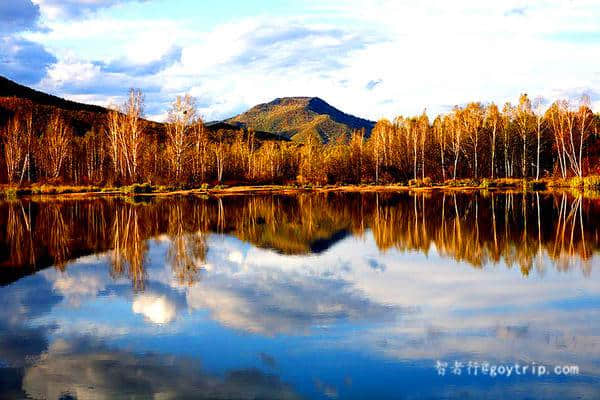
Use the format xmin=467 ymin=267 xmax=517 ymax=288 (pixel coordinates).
xmin=1 ymin=176 xmax=600 ymax=199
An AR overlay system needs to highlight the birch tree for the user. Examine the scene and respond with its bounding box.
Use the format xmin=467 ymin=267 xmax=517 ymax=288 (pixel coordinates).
xmin=484 ymin=103 xmax=501 ymax=179
xmin=42 ymin=113 xmax=72 ymax=180
xmin=166 ymin=94 xmax=196 ymax=182
xmin=515 ymin=94 xmax=534 ymax=178
xmin=2 ymin=117 xmax=25 ymax=184
xmin=532 ymin=97 xmax=545 ymax=180
xmin=433 ymin=116 xmax=447 ymax=181
xmin=449 ymin=108 xmax=463 ymax=180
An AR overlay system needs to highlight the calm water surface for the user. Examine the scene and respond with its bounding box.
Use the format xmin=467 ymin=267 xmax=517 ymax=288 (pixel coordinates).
xmin=0 ymin=192 xmax=599 ymax=399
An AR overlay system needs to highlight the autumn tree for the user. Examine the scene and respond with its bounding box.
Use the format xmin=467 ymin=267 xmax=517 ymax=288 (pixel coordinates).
xmin=547 ymin=102 xmax=568 ymax=178
xmin=298 ymin=132 xmax=326 ymax=184
xmin=463 ymin=102 xmax=484 ymax=179
xmin=2 ymin=117 xmax=25 ymax=184
xmin=107 ymin=89 xmax=145 ymax=184
xmin=213 ymin=129 xmax=227 ymax=183
xmin=369 ymin=119 xmax=390 ymax=183
xmin=122 ymin=89 xmax=145 ymax=182
xmin=166 ymin=94 xmax=197 ymax=182
xmin=191 ymin=119 xmax=210 ymax=184
xmin=433 ymin=116 xmax=447 ymax=181
xmin=501 ymin=102 xmax=516 ymax=177
xmin=417 ymin=111 xmax=429 ymax=180
xmin=532 ymin=97 xmax=545 ymax=179
xmin=484 ymin=103 xmax=502 ymax=179
xmin=449 ymin=107 xmax=464 ymax=180
xmin=573 ymin=95 xmax=594 ymax=177
xmin=348 ymin=130 xmax=365 ymax=183
xmin=40 ymin=112 xmax=72 ymax=180
xmin=21 ymin=113 xmax=34 ymax=183
xmin=515 ymin=94 xmax=535 ymax=178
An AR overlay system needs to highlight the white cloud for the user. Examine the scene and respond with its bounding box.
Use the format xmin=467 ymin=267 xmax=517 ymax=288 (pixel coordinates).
xmin=20 ymin=0 xmax=600 ymax=120
xmin=132 ymin=293 xmax=177 ymax=324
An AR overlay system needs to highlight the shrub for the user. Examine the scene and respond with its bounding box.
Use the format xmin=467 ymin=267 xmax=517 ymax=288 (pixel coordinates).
xmin=137 ymin=183 xmax=154 ymax=193
xmin=2 ymin=188 xmax=18 ymax=199
xmin=494 ymin=178 xmax=521 ymax=188
xmin=122 ymin=183 xmax=154 ymax=194
xmin=546 ymin=178 xmax=567 ymax=188
xmin=480 ymin=178 xmax=496 ymax=189
xmin=569 ymin=177 xmax=584 ymax=188
xmin=584 ymin=175 xmax=600 ymax=189
xmin=409 ymin=178 xmax=433 ymax=188
xmin=446 ymin=179 xmax=477 ymax=187
xmin=527 ymin=180 xmax=547 ymax=191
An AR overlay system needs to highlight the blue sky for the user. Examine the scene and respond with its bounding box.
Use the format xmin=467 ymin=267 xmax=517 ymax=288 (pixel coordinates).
xmin=1 ymin=0 xmax=599 ymax=121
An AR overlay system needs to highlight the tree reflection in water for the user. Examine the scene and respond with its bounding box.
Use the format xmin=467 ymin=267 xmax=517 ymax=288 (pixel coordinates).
xmin=0 ymin=191 xmax=598 ymax=287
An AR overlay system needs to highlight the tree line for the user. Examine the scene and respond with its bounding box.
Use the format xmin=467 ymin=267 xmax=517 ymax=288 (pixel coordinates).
xmin=1 ymin=90 xmax=599 ymax=186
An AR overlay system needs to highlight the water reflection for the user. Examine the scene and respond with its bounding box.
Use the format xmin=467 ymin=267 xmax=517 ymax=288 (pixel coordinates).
xmin=0 ymin=192 xmax=599 ymax=399
xmin=0 ymin=192 xmax=598 ymax=281
xmin=22 ymin=338 xmax=301 ymax=400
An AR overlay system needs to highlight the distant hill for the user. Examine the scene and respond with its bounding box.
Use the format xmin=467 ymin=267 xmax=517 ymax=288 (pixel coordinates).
xmin=226 ymin=97 xmax=375 ymax=142
xmin=204 ymin=121 xmax=288 ymax=142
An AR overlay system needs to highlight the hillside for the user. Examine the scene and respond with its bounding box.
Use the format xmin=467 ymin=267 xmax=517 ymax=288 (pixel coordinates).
xmin=0 ymin=75 xmax=169 ymax=137
xmin=0 ymin=75 xmax=111 ymax=136
xmin=226 ymin=97 xmax=375 ymax=142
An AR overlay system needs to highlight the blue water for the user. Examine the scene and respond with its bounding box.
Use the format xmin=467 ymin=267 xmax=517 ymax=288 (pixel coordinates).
xmin=0 ymin=194 xmax=599 ymax=399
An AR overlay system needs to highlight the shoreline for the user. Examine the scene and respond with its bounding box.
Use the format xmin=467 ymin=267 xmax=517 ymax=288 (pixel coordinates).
xmin=1 ymin=180 xmax=599 ymax=199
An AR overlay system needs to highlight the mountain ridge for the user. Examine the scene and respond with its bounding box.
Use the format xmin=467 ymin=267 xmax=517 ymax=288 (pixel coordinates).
xmin=226 ymin=96 xmax=374 ymax=142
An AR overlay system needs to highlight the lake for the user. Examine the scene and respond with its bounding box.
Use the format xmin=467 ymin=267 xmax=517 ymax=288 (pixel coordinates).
xmin=0 ymin=191 xmax=598 ymax=399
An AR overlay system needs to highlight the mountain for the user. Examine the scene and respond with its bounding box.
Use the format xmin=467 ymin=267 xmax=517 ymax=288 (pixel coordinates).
xmin=226 ymin=97 xmax=375 ymax=142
